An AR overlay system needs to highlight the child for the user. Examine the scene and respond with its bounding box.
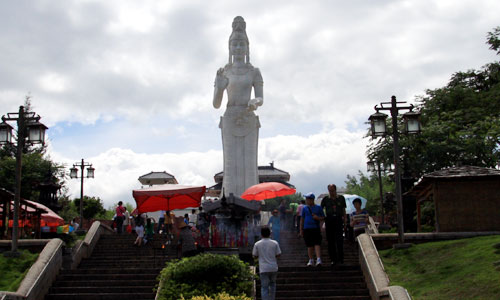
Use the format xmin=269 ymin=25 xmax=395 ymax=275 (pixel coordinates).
xmin=268 ymin=209 xmax=281 ymax=244
xmin=350 ymin=198 xmax=369 ymax=239
xmin=134 ymin=214 xmax=145 ymax=247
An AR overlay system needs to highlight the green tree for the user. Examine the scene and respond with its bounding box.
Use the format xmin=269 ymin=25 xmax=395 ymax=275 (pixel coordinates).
xmin=58 ymin=195 xmax=78 ymax=222
xmin=74 ymin=196 xmax=106 ymax=220
xmin=367 ymin=26 xmax=500 ymax=182
xmin=344 ymin=171 xmax=394 ymax=216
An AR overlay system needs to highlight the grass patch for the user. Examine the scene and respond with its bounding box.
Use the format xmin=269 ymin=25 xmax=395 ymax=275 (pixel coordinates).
xmin=0 ymin=249 xmax=39 ymax=292
xmin=380 ymin=235 xmax=500 ymax=300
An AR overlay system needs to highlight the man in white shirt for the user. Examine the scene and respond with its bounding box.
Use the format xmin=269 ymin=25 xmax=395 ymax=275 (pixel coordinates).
xmin=252 ymin=226 xmax=281 ymax=300
xmin=188 ymin=209 xmax=197 ymax=227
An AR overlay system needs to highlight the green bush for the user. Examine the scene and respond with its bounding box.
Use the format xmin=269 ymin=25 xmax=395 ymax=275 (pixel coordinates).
xmin=182 ymin=292 xmax=252 ymax=300
xmin=157 ymin=254 xmax=254 ymax=300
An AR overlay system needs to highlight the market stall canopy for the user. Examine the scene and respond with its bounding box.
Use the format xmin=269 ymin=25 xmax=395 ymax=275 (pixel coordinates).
xmin=25 ymin=199 xmax=64 ymax=227
xmin=132 ymin=184 xmax=206 ymax=213
xmin=0 ymin=198 xmax=63 ymax=227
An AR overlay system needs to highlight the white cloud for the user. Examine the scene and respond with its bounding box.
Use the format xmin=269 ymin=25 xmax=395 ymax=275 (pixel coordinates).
xmin=38 ymin=72 xmax=69 ymax=93
xmin=2 ymin=0 xmax=500 ymax=209
xmin=48 ymin=128 xmax=367 ymax=208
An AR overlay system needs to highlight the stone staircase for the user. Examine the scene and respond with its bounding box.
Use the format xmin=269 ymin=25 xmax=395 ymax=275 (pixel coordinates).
xmin=45 ymin=234 xmax=175 ymax=300
xmin=256 ymin=230 xmax=370 ymax=300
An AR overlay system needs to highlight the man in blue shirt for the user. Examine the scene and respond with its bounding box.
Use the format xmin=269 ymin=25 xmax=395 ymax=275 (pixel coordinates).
xmin=300 ymin=193 xmax=325 ymax=266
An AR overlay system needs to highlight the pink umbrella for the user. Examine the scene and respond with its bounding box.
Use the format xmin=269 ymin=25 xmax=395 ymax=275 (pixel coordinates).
xmin=241 ymin=182 xmax=296 ymax=201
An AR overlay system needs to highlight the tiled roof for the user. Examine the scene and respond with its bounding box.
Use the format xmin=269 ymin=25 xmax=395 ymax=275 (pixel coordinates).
xmin=406 ymin=166 xmax=500 ymax=197
xmin=139 ymin=171 xmax=176 ymax=179
xmin=423 ymin=166 xmax=500 ymax=179
xmin=214 ymin=164 xmax=290 ymax=182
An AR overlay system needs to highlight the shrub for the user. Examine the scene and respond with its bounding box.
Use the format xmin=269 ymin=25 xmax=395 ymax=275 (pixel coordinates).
xmin=157 ymin=254 xmax=254 ymax=300
xmin=182 ymin=292 xmax=252 ymax=300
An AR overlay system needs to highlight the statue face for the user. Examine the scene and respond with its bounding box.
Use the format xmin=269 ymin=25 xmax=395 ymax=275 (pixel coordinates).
xmin=230 ymin=39 xmax=248 ymax=57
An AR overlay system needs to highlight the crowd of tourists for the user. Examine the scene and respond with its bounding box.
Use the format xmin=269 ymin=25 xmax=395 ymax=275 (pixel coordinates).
xmin=112 ymin=202 xmax=209 ymax=258
xmin=254 ymin=183 xmax=369 ymax=300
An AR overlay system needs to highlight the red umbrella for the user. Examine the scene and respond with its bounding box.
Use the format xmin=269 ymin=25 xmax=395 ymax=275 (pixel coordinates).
xmin=132 ymin=184 xmax=206 ymax=213
xmin=241 ymin=182 xmax=296 ymax=201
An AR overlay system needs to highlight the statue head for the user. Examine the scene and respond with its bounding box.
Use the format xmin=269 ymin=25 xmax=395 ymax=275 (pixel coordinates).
xmin=228 ymin=16 xmax=250 ymax=64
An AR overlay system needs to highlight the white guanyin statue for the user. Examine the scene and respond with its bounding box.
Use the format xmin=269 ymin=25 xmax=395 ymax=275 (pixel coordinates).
xmin=213 ymin=16 xmax=263 ymax=197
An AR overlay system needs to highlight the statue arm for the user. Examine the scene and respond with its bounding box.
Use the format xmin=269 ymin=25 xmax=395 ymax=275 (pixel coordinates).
xmin=213 ymin=68 xmax=228 ymax=109
xmin=248 ymin=68 xmax=263 ymax=111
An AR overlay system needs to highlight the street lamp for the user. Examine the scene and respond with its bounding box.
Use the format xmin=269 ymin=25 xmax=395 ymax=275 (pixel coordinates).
xmin=70 ymin=159 xmax=95 ymax=233
xmin=369 ymin=96 xmax=421 ymax=248
xmin=1 ymin=106 xmax=48 ymax=256
xmin=367 ymin=159 xmax=389 ymax=225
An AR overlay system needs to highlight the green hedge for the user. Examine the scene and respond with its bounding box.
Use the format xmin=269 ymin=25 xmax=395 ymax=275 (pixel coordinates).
xmin=182 ymin=292 xmax=252 ymax=300
xmin=157 ymin=254 xmax=254 ymax=300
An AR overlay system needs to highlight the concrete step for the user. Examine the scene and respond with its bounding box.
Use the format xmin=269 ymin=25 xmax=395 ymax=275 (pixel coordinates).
xmin=52 ymin=280 xmax=156 ymax=287
xmin=45 ymin=292 xmax=156 ymax=300
xmin=257 ymin=282 xmax=367 ymax=290
xmin=60 ymin=268 xmax=161 ymax=275
xmin=274 ymin=289 xmax=370 ymax=297
xmin=56 ymin=273 xmax=158 ymax=281
xmin=49 ymin=286 xmax=154 ymax=294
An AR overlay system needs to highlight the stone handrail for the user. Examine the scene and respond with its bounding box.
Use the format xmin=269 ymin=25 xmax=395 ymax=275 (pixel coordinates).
xmin=367 ymin=216 xmax=379 ymax=234
xmin=357 ymin=234 xmax=411 ymax=300
xmin=70 ymin=221 xmax=114 ymax=269
xmin=0 ymin=238 xmax=64 ymax=300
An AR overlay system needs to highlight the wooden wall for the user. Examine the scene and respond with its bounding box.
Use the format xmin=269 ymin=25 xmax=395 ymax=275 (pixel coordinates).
xmin=435 ymin=178 xmax=500 ymax=232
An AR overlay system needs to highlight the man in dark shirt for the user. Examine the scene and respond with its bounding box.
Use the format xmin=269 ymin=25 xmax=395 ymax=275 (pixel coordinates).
xmin=320 ymin=184 xmax=346 ymax=265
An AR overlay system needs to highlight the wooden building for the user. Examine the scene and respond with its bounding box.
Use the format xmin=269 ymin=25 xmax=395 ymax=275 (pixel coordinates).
xmin=407 ymin=166 xmax=500 ymax=232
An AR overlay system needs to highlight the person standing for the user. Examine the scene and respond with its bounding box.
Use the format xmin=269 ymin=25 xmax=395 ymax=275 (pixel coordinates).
xmin=188 ymin=209 xmax=197 ymax=227
xmin=351 ymin=198 xmax=369 ymax=239
xmin=289 ymin=201 xmax=299 ymax=230
xmin=295 ymin=200 xmax=305 ymax=234
xmin=278 ymin=199 xmax=287 ymax=230
xmin=176 ymin=219 xmax=198 ymax=257
xmin=157 ymin=210 xmax=166 ymax=234
xmin=320 ymin=184 xmax=347 ymax=265
xmin=300 ymin=193 xmax=325 ymax=266
xmin=165 ymin=210 xmax=174 ymax=241
xmin=252 ymin=226 xmax=281 ymax=300
xmin=134 ymin=214 xmax=145 ymax=247
xmin=115 ymin=201 xmax=126 ymax=234
xmin=123 ymin=209 xmax=131 ymax=234
xmin=268 ymin=209 xmax=281 ymax=244
xmin=197 ymin=207 xmax=209 ymax=247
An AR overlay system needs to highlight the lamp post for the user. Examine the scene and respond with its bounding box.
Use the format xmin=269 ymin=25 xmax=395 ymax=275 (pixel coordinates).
xmin=1 ymin=106 xmax=47 ymax=256
xmin=369 ymin=96 xmax=421 ymax=248
xmin=69 ymin=159 xmax=94 ymax=233
xmin=367 ymin=159 xmax=389 ymax=225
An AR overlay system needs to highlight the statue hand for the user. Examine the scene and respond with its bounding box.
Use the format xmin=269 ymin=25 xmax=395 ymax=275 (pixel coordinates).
xmin=215 ymin=68 xmax=228 ymax=89
xmin=247 ymin=97 xmax=263 ymax=111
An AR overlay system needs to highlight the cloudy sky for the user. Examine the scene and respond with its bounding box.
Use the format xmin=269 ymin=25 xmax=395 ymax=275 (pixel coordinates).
xmin=1 ymin=0 xmax=499 ymax=208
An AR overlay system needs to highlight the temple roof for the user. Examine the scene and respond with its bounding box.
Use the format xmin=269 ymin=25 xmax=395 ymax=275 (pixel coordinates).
xmin=214 ymin=162 xmax=290 ymax=183
xmin=138 ymin=171 xmax=178 ymax=185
